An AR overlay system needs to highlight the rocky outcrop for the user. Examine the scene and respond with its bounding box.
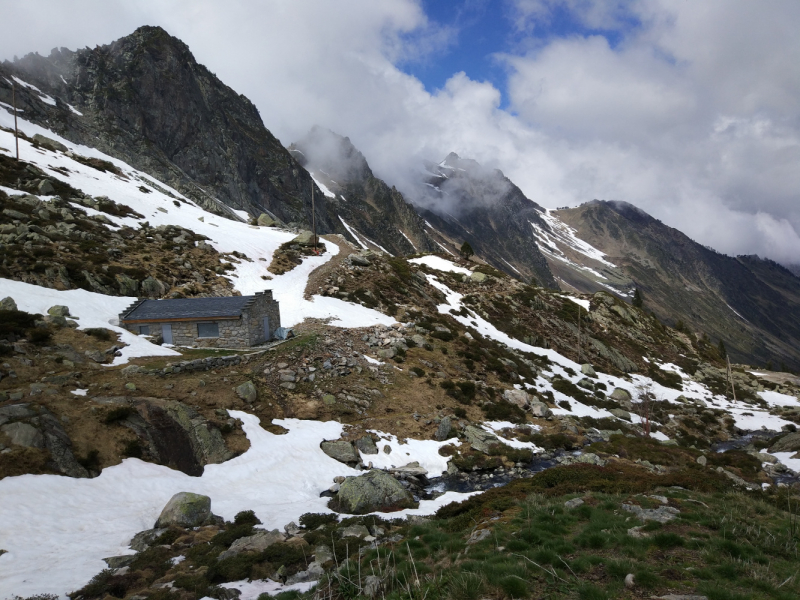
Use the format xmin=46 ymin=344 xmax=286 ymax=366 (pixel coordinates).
xmin=96 ymin=397 xmax=234 ymax=476
xmin=320 ymin=440 xmax=360 ymax=465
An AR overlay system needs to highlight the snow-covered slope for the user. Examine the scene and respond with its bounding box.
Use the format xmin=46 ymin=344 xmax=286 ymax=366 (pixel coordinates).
xmin=0 ymin=110 xmax=395 ymax=355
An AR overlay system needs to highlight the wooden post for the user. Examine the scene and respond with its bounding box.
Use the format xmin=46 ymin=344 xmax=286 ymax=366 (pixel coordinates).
xmin=12 ymin=81 xmax=19 ymax=161
xmin=577 ymin=305 xmax=582 ymax=363
xmin=727 ymin=356 xmax=737 ymax=402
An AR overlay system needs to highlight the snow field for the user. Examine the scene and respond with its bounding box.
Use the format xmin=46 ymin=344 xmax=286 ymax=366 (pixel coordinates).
xmin=409 ymin=255 xmax=472 ymax=276
xmin=0 ymin=413 xmax=473 ymax=599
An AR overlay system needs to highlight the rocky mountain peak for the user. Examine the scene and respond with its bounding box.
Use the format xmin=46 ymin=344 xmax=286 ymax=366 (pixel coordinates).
xmin=289 ymin=126 xmax=371 ymax=185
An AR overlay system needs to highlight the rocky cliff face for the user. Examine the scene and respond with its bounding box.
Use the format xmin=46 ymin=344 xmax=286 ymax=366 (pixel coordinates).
xmin=414 ymin=153 xmax=557 ymax=288
xmin=288 ymin=127 xmax=438 ymax=256
xmin=556 ymin=200 xmax=800 ymax=370
xmin=0 ymin=26 xmax=329 ymax=229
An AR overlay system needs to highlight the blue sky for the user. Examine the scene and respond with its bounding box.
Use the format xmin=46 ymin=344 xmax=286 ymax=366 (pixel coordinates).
xmin=402 ymin=0 xmax=641 ymax=109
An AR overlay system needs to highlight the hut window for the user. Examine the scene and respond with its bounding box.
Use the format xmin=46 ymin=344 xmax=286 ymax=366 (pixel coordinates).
xmin=138 ymin=325 xmax=150 ymax=335
xmin=197 ymin=322 xmax=219 ymax=338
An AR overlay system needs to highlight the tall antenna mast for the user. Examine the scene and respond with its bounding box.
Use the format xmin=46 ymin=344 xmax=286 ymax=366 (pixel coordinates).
xmin=12 ymin=81 xmax=19 ymax=161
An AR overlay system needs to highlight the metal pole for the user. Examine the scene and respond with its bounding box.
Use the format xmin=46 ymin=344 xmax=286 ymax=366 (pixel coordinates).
xmin=12 ymin=81 xmax=19 ymax=161
xmin=311 ymin=182 xmax=317 ymax=253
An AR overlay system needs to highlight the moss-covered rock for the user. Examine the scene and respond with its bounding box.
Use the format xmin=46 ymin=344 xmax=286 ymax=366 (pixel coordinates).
xmin=333 ymin=469 xmax=416 ymax=514
xmin=155 ymin=492 xmax=212 ymax=528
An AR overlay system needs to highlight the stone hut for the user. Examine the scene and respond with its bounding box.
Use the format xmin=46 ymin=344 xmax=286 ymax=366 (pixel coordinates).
xmin=119 ymin=291 xmax=280 ymax=348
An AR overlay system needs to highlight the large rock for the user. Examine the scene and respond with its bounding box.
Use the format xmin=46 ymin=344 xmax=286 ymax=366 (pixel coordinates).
xmin=292 ymin=230 xmax=318 ymax=246
xmin=32 ymin=134 xmax=68 ymax=153
xmin=470 ymin=272 xmax=487 ymax=283
xmin=530 ymin=400 xmax=553 ymax=418
xmin=321 ymin=440 xmax=360 ymax=465
xmin=350 ymin=254 xmax=371 ymax=267
xmin=610 ymin=408 xmax=632 ymax=421
xmin=434 ymin=416 xmax=452 ymax=441
xmin=1 ymin=422 xmax=45 ymax=448
xmin=218 ymin=529 xmax=285 ymax=560
xmin=503 ymin=389 xmax=530 ymax=409
xmin=581 ymin=364 xmax=597 ymax=377
xmin=154 ymin=492 xmax=212 ymax=528
xmin=235 ymin=381 xmax=258 ymax=404
xmin=769 ymin=432 xmax=800 ymax=453
xmin=47 ymin=305 xmax=71 ymax=317
xmin=334 ymin=469 xmax=417 ymax=514
xmin=463 ymin=425 xmax=499 ymax=454
xmin=0 ymin=297 xmax=18 ymax=311
xmin=141 ymin=276 xmax=167 ymax=298
xmin=257 ymin=213 xmax=277 ymax=227
xmin=115 ymin=273 xmax=139 ymax=296
xmin=355 ymin=436 xmax=378 ymax=455
xmin=37 ymin=180 xmax=56 ymax=195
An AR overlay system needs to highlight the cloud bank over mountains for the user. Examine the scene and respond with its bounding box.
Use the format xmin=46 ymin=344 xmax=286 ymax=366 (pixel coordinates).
xmin=2 ymin=0 xmax=799 ymax=263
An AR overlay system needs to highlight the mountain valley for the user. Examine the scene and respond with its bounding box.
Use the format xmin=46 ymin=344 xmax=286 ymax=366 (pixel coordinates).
xmin=0 ymin=26 xmax=799 ymax=600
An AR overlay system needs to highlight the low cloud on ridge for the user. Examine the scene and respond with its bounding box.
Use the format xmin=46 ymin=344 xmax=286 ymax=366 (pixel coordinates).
xmin=2 ymin=0 xmax=799 ymax=264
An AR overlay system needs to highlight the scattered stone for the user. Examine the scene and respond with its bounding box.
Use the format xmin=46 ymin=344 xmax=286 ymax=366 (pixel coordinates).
xmin=0 ymin=422 xmax=45 ymax=448
xmin=355 ymin=436 xmax=378 ymax=455
xmin=389 ymin=462 xmax=428 ymax=477
xmin=627 ymin=526 xmax=648 ymax=538
xmin=125 ymin=383 xmax=137 ymax=391
xmin=37 ymin=179 xmax=55 ymax=195
xmin=620 ymin=503 xmax=680 ymax=523
xmin=320 ymin=440 xmax=360 ymax=465
xmin=334 ymin=469 xmax=417 ymax=514
xmin=235 ymin=381 xmax=258 ymax=404
xmin=103 ymin=555 xmax=136 ymax=569
xmin=467 ymin=529 xmax=491 ymax=544
xmin=350 ymin=254 xmax=371 ymax=267
xmin=769 ymin=432 xmax=800 ymax=453
xmin=0 ymin=297 xmax=17 ymax=311
xmin=624 ymin=573 xmax=635 ymax=588
xmin=470 ymin=272 xmax=487 ymax=283
xmin=463 ymin=425 xmax=499 ymax=454
xmin=129 ymin=528 xmax=167 ymax=552
xmin=696 ymin=455 xmax=707 ymax=466
xmin=434 ymin=416 xmax=452 ymax=441
xmin=363 ymin=575 xmax=382 ymax=598
xmin=564 ymin=497 xmax=584 ymax=509
xmin=610 ymin=408 xmax=632 ymax=421
xmin=581 ymin=363 xmax=597 ymax=377
xmin=503 ymin=388 xmax=530 ymax=409
xmin=338 ymin=524 xmax=370 ymax=538
xmin=257 ymin=213 xmax=277 ymax=227
xmin=154 ymin=492 xmax=212 ymax=528
xmin=322 ymin=394 xmax=336 ymax=405
xmin=218 ymin=530 xmax=286 ymax=560
xmin=47 ymin=305 xmax=71 ymax=317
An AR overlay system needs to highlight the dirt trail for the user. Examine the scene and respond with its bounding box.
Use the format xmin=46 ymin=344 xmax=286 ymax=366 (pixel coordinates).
xmin=304 ymin=234 xmax=359 ymax=299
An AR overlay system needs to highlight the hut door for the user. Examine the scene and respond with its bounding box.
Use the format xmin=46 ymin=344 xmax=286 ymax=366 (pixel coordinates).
xmin=263 ymin=317 xmax=271 ymax=342
xmin=162 ymin=323 xmax=173 ymax=345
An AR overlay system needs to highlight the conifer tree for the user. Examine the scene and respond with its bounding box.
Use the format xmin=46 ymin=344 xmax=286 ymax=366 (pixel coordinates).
xmin=632 ymin=288 xmax=643 ymax=308
xmin=460 ymin=241 xmax=474 ymax=260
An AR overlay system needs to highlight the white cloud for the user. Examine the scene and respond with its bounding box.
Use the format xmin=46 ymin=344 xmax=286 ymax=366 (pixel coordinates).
xmin=1 ymin=0 xmax=799 ymax=263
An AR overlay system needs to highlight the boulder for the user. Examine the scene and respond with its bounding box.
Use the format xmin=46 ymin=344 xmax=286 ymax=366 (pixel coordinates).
xmin=470 ymin=272 xmax=487 ymax=283
xmin=581 ymin=364 xmax=597 ymax=377
xmin=321 ymin=440 xmax=360 ymax=465
xmin=610 ymin=408 xmax=632 ymax=421
xmin=292 ymin=230 xmax=318 ymax=246
xmin=140 ymin=276 xmax=167 ymax=298
xmin=610 ymin=388 xmax=632 ymax=402
xmin=154 ymin=492 xmax=212 ymax=528
xmin=115 ymin=273 xmax=139 ymax=296
xmin=334 ymin=469 xmax=417 ymax=514
xmin=37 ymin=180 xmax=56 ymax=195
xmin=338 ymin=524 xmax=370 ymax=538
xmin=389 ymin=462 xmax=428 ymax=477
xmin=0 ymin=297 xmax=18 ymax=311
xmin=530 ymin=401 xmax=553 ymax=418
xmin=769 ymin=432 xmax=800 ymax=453
xmin=564 ymin=497 xmax=584 ymax=509
xmin=1 ymin=422 xmax=45 ymax=448
xmin=47 ymin=305 xmax=71 ymax=318
xmin=355 ymin=436 xmax=378 ymax=455
xmin=129 ymin=528 xmax=167 ymax=552
xmin=235 ymin=381 xmax=258 ymax=404
xmin=218 ymin=529 xmax=285 ymax=560
xmin=32 ymin=134 xmax=68 ymax=153
xmin=434 ymin=416 xmax=452 ymax=441
xmin=463 ymin=425 xmax=499 ymax=454
xmin=257 ymin=213 xmax=277 ymax=227
xmin=503 ymin=389 xmax=530 ymax=409
xmin=620 ymin=503 xmax=680 ymax=524
xmin=350 ymin=254 xmax=371 ymax=267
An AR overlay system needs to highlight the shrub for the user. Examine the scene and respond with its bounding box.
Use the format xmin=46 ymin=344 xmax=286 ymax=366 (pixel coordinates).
xmin=234 ymin=510 xmax=261 ymax=526
xmin=411 ymin=366 xmax=425 ymax=377
xmin=123 ymin=439 xmax=143 ymax=458
xmin=85 ymin=327 xmax=113 ymax=341
xmin=299 ymin=512 xmax=338 ymax=530
xmin=104 ymin=406 xmax=135 ymax=424
xmin=26 ymin=327 xmax=52 ymax=345
xmin=482 ymin=401 xmax=526 ymax=423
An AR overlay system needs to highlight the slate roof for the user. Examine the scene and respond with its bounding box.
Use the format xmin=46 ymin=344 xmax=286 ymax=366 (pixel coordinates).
xmin=121 ymin=296 xmax=255 ymax=322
